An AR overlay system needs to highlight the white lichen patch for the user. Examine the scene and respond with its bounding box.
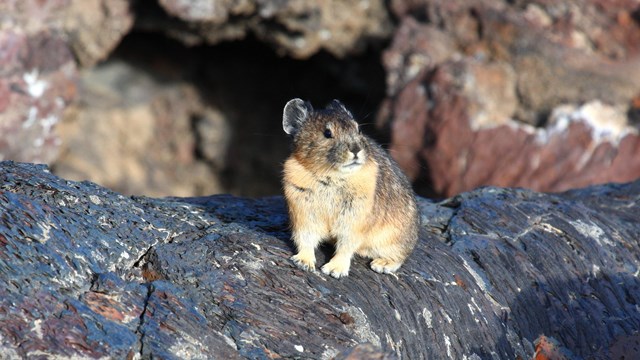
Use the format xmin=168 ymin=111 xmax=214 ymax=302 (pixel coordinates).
xmin=534 ymin=101 xmax=635 ymax=147
xmin=592 ymin=264 xmax=602 ymax=276
xmin=37 ymin=221 xmax=52 ymax=243
xmin=23 ymin=106 xmax=38 ymax=128
xmin=467 ymin=303 xmax=479 ymax=323
xmin=444 ymin=334 xmax=453 ymax=358
xmin=461 ymin=258 xmax=489 ymax=293
xmin=571 ymin=220 xmax=613 ymax=247
xmin=89 ymin=195 xmax=102 ymax=205
xmin=394 ymin=309 xmax=402 ymax=321
xmin=572 ymin=101 xmax=632 ymax=143
xmin=462 ymin=354 xmax=484 ymax=360
xmin=98 ymin=215 xmax=111 ymax=229
xmin=0 ymin=346 xmax=22 ymax=360
xmin=294 ymin=345 xmax=304 ymax=352
xmin=219 ymin=255 xmax=233 ymax=264
xmin=469 ymin=297 xmax=486 ymax=324
xmin=64 ymin=194 xmax=79 ymax=204
xmin=31 ymin=319 xmax=44 ymax=339
xmin=461 ymin=258 xmax=506 ymax=311
xmin=23 ymin=69 xmax=49 ymax=98
xmin=440 ymin=309 xmax=452 ymax=324
xmin=242 ymin=258 xmax=264 ymax=271
xmin=168 ymin=330 xmax=209 ymax=359
xmin=538 ymin=223 xmax=564 ymax=235
xmin=320 ymin=346 xmax=340 ymax=360
xmin=421 ymin=308 xmax=433 ymax=328
xmin=344 ymin=306 xmax=381 ymax=347
xmin=385 ymin=332 xmax=403 ymax=358
xmin=223 ymin=334 xmax=237 ymax=350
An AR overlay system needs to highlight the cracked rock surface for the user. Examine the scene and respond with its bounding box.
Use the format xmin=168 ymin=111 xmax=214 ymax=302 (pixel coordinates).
xmin=1 ymin=161 xmax=640 ymax=358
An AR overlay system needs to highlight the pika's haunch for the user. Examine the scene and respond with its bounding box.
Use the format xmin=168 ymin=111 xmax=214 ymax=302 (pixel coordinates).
xmin=282 ymin=98 xmax=419 ymax=278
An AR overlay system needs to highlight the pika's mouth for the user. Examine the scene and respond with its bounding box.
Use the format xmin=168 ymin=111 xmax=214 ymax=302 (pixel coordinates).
xmin=340 ymin=160 xmax=364 ymax=171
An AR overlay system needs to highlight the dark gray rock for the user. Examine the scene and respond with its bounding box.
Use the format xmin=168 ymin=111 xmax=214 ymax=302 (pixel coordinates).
xmin=1 ymin=161 xmax=639 ymax=358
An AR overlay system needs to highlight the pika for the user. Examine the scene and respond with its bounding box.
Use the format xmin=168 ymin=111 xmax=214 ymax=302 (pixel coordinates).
xmin=282 ymin=98 xmax=419 ymax=278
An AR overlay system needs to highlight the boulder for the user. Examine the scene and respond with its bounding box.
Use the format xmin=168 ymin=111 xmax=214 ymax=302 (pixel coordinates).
xmin=1 ymin=161 xmax=639 ymax=358
xmin=0 ymin=29 xmax=76 ymax=164
xmin=0 ymin=0 xmax=133 ymax=163
xmin=138 ymin=0 xmax=392 ymax=59
xmin=53 ymin=60 xmax=227 ymax=197
xmin=379 ymin=0 xmax=640 ymax=197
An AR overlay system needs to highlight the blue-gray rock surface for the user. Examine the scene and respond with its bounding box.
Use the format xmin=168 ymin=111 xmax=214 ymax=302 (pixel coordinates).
xmin=1 ymin=161 xmax=639 ymax=359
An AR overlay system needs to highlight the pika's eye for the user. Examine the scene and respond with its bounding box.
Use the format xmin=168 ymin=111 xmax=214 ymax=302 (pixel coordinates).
xmin=324 ymin=129 xmax=333 ymax=138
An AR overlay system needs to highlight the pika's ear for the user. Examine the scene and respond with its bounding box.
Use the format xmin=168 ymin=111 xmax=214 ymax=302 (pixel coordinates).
xmin=327 ymin=99 xmax=353 ymax=118
xmin=283 ymin=98 xmax=312 ymax=135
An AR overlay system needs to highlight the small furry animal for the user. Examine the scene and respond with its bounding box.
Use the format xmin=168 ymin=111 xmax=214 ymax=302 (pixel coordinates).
xmin=282 ymin=98 xmax=419 ymax=278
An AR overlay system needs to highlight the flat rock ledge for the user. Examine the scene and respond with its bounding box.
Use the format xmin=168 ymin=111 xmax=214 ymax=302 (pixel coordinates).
xmin=1 ymin=161 xmax=639 ymax=359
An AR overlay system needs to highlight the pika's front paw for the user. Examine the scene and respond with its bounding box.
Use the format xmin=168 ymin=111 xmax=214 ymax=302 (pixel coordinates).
xmin=291 ymin=253 xmax=316 ymax=271
xmin=321 ymin=259 xmax=350 ymax=278
xmin=370 ymin=258 xmax=402 ymax=274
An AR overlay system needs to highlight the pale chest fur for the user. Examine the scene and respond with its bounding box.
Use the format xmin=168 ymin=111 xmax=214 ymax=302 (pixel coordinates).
xmin=283 ymin=157 xmax=378 ymax=233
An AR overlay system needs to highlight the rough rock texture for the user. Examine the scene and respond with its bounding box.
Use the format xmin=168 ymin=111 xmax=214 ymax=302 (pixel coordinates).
xmin=54 ymin=60 xmax=227 ymax=197
xmin=139 ymin=0 xmax=392 ymax=59
xmin=2 ymin=161 xmax=640 ymax=359
xmin=0 ymin=0 xmax=133 ymax=163
xmin=379 ymin=0 xmax=640 ymax=197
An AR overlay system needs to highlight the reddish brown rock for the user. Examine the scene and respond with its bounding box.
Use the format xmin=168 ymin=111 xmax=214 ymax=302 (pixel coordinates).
xmin=0 ymin=0 xmax=133 ymax=67
xmin=0 ymin=29 xmax=76 ymax=164
xmin=0 ymin=0 xmax=133 ymax=164
xmin=380 ymin=60 xmax=640 ymax=196
xmin=379 ymin=0 xmax=640 ymax=197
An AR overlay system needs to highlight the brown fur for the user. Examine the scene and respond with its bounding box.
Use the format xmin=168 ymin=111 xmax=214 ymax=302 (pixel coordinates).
xmin=282 ymin=99 xmax=419 ymax=278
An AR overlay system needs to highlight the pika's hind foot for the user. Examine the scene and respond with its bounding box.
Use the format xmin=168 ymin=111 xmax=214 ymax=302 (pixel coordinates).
xmin=291 ymin=253 xmax=316 ymax=271
xmin=370 ymin=258 xmax=402 ymax=274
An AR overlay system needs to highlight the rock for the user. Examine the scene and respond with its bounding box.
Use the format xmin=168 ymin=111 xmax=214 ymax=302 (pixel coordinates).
xmin=0 ymin=0 xmax=133 ymax=165
xmin=62 ymin=0 xmax=134 ymax=67
xmin=0 ymin=28 xmax=76 ymax=164
xmin=2 ymin=161 xmax=640 ymax=358
xmin=0 ymin=0 xmax=133 ymax=67
xmin=138 ymin=0 xmax=392 ymax=58
xmin=53 ymin=60 xmax=227 ymax=197
xmin=380 ymin=62 xmax=640 ymax=196
xmin=379 ymin=0 xmax=640 ymax=197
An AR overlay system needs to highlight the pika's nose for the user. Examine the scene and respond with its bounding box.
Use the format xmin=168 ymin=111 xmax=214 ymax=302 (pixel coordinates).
xmin=349 ymin=144 xmax=363 ymax=159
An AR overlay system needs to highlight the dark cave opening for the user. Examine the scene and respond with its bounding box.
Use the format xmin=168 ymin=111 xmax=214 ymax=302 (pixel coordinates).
xmin=103 ymin=29 xmax=389 ymax=197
